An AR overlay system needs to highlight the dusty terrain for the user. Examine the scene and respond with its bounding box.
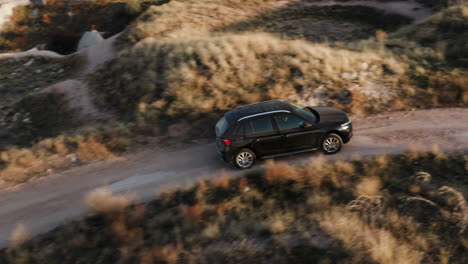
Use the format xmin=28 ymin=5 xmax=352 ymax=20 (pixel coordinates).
xmin=0 ymin=0 xmax=466 ymax=257
xmin=0 ymin=108 xmax=467 ymax=248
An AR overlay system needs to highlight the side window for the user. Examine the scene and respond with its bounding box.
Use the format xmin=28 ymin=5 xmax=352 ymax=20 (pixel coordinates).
xmin=274 ymin=114 xmax=308 ymax=131
xmin=234 ymin=123 xmax=245 ymax=135
xmin=250 ymin=117 xmax=275 ymax=135
xmin=245 ymin=121 xmax=253 ymax=136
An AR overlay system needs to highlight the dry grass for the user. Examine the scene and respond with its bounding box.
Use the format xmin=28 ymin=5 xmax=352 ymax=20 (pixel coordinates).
xmin=1 ymin=152 xmax=466 ymax=263
xmin=319 ymin=208 xmax=424 ymax=264
xmin=94 ymin=33 xmax=406 ymax=130
xmin=355 ymin=177 xmax=382 ymax=196
xmin=9 ymin=224 xmax=31 ymax=247
xmin=3 ymin=1 xmax=467 ymax=187
xmin=0 ymin=125 xmax=132 ymax=188
xmin=390 ymin=3 xmax=468 ymax=67
xmin=94 ymin=0 xmax=467 ymax=135
xmin=84 ymin=187 xmax=135 ymax=214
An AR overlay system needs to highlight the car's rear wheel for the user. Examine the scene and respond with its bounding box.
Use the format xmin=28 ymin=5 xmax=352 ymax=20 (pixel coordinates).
xmin=234 ymin=149 xmax=256 ymax=169
xmin=321 ymin=133 xmax=343 ymax=154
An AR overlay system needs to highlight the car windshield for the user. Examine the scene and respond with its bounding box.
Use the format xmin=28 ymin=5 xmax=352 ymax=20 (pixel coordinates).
xmin=291 ymin=103 xmax=318 ymax=123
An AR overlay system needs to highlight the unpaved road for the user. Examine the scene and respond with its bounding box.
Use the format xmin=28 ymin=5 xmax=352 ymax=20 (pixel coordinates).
xmin=0 ymin=108 xmax=467 ymax=248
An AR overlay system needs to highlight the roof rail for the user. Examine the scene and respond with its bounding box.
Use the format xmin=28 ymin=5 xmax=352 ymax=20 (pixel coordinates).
xmin=237 ymin=110 xmax=291 ymax=121
xmin=236 ymin=99 xmax=286 ymax=110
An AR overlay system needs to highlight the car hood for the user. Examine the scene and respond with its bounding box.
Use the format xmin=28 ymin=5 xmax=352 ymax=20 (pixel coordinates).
xmin=309 ymin=106 xmax=349 ymax=125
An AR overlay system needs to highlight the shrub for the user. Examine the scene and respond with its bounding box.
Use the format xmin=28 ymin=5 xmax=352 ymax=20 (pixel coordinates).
xmin=94 ymin=33 xmax=406 ymax=132
xmin=84 ymin=187 xmax=134 ymax=214
xmin=1 ymin=152 xmax=467 ymax=263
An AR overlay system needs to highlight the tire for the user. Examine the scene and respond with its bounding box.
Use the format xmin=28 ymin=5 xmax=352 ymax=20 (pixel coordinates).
xmin=234 ymin=148 xmax=256 ymax=169
xmin=321 ymin=133 xmax=343 ymax=154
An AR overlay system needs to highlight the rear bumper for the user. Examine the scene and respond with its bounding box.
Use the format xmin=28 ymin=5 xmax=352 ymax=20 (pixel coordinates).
xmin=217 ymin=146 xmax=234 ymax=163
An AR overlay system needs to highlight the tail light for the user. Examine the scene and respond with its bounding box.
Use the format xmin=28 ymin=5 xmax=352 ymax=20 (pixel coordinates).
xmin=221 ymin=139 xmax=232 ymax=146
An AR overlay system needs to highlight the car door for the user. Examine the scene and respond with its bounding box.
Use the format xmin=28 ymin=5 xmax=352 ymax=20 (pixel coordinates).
xmin=273 ymin=113 xmax=317 ymax=152
xmin=245 ymin=116 xmax=282 ymax=156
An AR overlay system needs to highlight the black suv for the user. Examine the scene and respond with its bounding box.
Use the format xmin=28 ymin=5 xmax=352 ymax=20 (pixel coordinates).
xmin=216 ymin=100 xmax=352 ymax=169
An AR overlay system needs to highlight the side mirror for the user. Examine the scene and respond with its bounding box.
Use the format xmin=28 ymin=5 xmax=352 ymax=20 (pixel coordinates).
xmin=299 ymin=122 xmax=311 ymax=129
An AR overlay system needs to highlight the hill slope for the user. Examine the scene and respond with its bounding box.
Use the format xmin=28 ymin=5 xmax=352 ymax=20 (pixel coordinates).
xmin=1 ymin=151 xmax=467 ymax=263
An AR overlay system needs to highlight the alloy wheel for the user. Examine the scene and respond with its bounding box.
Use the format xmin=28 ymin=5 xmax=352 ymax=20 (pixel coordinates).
xmin=236 ymin=152 xmax=254 ymax=168
xmin=323 ymin=136 xmax=341 ymax=153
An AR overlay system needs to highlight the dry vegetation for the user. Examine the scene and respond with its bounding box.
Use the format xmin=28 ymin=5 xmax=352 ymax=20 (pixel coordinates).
xmin=1 ymin=1 xmax=467 ymax=187
xmin=0 ymin=124 xmax=132 ymax=188
xmin=94 ymin=0 xmax=468 ymax=134
xmin=390 ymin=3 xmax=468 ymax=67
xmin=1 ymin=151 xmax=466 ymax=263
xmin=95 ymin=34 xmax=407 ymax=131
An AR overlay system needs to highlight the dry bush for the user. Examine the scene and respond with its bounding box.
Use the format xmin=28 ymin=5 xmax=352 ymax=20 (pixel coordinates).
xmin=265 ymin=213 xmax=293 ymax=234
xmin=238 ymin=177 xmax=249 ymax=192
xmin=74 ymin=136 xmax=113 ymax=162
xmin=93 ymin=0 xmax=467 ymax=135
xmin=264 ymin=160 xmax=301 ymax=183
xmin=0 ymin=124 xmax=134 ymax=188
xmin=347 ymin=195 xmax=386 ymax=214
xmin=10 ymin=224 xmax=31 ymax=247
xmin=203 ymin=222 xmax=221 ymax=239
xmin=95 ymin=33 xmax=405 ymax=129
xmin=1 ymin=152 xmax=466 ymax=263
xmin=140 ymin=245 xmax=180 ymax=264
xmin=213 ymin=171 xmax=231 ymax=189
xmin=180 ymin=204 xmax=204 ymax=223
xmin=391 ymin=3 xmax=468 ymax=67
xmin=319 ymin=208 xmax=424 ymax=264
xmin=355 ymin=177 xmax=382 ymax=196
xmin=439 ymin=186 xmax=468 ymax=232
xmin=84 ymin=187 xmax=134 ymax=214
xmin=428 ymin=70 xmax=468 ymax=105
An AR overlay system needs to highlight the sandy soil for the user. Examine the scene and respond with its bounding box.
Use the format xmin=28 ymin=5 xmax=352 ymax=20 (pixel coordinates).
xmin=0 ymin=108 xmax=467 ymax=248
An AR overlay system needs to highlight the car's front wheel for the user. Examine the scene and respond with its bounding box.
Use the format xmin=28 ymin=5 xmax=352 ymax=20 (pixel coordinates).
xmin=321 ymin=133 xmax=343 ymax=154
xmin=234 ymin=148 xmax=256 ymax=169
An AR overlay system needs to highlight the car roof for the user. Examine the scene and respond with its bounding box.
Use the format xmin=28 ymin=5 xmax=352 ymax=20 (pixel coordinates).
xmin=225 ymin=100 xmax=296 ymax=123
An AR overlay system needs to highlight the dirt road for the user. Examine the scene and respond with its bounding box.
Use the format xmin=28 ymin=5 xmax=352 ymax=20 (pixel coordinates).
xmin=0 ymin=108 xmax=467 ymax=248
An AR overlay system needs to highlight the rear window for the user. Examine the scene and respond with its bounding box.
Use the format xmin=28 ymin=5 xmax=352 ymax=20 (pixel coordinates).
xmin=215 ymin=117 xmax=230 ymax=137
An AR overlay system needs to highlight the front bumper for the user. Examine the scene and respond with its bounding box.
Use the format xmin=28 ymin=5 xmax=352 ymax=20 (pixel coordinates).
xmin=339 ymin=123 xmax=353 ymax=143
